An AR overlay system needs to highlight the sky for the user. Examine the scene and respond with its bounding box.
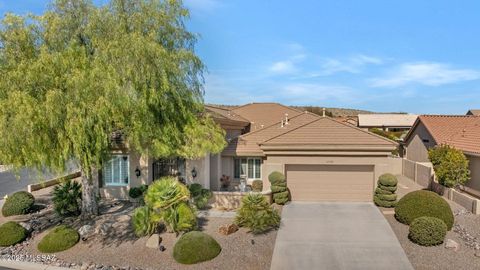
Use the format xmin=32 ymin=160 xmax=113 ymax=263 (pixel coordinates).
xmin=1 ymin=1 xmax=480 ymax=114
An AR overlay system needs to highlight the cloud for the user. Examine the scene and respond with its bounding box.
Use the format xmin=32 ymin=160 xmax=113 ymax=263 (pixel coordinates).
xmin=279 ymin=83 xmax=357 ymax=104
xmin=319 ymin=54 xmax=383 ymax=75
xmin=369 ymin=62 xmax=480 ymax=87
xmin=269 ymin=61 xmax=296 ymax=74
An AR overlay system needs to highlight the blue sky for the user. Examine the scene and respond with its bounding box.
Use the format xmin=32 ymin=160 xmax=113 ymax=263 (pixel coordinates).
xmin=2 ymin=1 xmax=480 ymax=114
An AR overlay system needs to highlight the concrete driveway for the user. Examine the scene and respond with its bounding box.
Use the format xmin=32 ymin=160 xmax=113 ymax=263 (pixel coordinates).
xmin=270 ymin=202 xmax=413 ymax=270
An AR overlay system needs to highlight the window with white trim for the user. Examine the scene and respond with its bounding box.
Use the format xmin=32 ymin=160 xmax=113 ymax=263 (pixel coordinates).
xmin=103 ymin=155 xmax=129 ymax=186
xmin=234 ymin=157 xmax=261 ymax=179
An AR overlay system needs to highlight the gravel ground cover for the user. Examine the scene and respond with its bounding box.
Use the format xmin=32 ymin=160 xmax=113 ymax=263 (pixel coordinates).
xmin=381 ymin=175 xmax=480 ymax=270
xmin=25 ymin=215 xmax=277 ymax=270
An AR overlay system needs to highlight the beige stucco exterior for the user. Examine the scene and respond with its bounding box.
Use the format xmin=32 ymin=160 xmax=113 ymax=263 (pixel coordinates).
xmin=405 ymin=122 xmax=436 ymax=162
xmin=465 ymin=154 xmax=480 ymax=197
xmin=99 ymin=151 xmax=152 ymax=200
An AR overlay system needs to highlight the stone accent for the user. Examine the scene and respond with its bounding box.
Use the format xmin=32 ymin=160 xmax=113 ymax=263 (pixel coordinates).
xmin=444 ymin=239 xmax=460 ymax=251
xmin=218 ymin=224 xmax=239 ymax=235
xmin=146 ymin=234 xmax=160 ymax=249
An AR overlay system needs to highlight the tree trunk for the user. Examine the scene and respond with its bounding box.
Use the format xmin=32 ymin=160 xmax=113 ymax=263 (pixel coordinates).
xmin=80 ymin=166 xmax=99 ymax=219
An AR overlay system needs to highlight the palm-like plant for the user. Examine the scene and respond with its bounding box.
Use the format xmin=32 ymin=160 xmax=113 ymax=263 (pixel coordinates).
xmin=132 ymin=206 xmax=162 ymax=237
xmin=144 ymin=177 xmax=190 ymax=210
xmin=52 ymin=180 xmax=82 ymax=217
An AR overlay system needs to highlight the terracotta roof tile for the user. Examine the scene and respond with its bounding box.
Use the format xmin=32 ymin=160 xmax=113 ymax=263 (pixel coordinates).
xmin=417 ymin=115 xmax=480 ymax=154
xmin=205 ymin=105 xmax=249 ymax=123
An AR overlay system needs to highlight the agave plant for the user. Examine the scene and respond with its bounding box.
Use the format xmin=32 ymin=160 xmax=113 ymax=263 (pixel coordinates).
xmin=144 ymin=177 xmax=190 ymax=210
xmin=52 ymin=180 xmax=82 ymax=217
xmin=235 ymin=193 xmax=280 ymax=234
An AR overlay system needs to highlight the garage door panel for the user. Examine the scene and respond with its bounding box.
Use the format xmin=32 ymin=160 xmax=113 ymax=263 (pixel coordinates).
xmin=286 ymin=164 xmax=374 ymax=202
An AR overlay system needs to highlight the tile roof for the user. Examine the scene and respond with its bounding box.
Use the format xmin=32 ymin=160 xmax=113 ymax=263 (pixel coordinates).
xmin=358 ymin=114 xmax=418 ymax=127
xmin=410 ymin=115 xmax=480 ymax=154
xmin=205 ymin=105 xmax=250 ymax=123
xmin=222 ymin=112 xmax=319 ymax=156
xmin=261 ymin=117 xmax=397 ymax=147
xmin=467 ymin=109 xmax=480 ymax=116
xmin=231 ymin=103 xmax=303 ymax=131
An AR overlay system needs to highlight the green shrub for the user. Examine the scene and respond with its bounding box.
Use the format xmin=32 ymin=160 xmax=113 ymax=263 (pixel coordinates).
xmin=428 ymin=144 xmax=470 ymax=188
xmin=37 ymin=225 xmax=79 ymax=253
xmin=273 ymin=191 xmax=289 ymax=201
xmin=53 ymin=180 xmax=82 ymax=217
xmin=0 ymin=222 xmax=27 ymax=247
xmin=268 ymin=171 xmax=286 ymax=185
xmin=251 ymin=180 xmax=263 ymax=192
xmin=379 ymin=185 xmax=397 ymax=192
xmin=188 ymin=183 xmax=212 ymax=210
xmin=129 ymin=186 xmax=146 ymax=199
xmin=375 ymin=193 xmax=397 ymax=201
xmin=173 ymin=231 xmax=221 ymax=264
xmin=373 ymin=196 xmax=397 ymax=208
xmin=375 ymin=187 xmax=393 ymax=195
xmin=144 ymin=177 xmax=196 ymax=234
xmin=2 ymin=191 xmax=35 ymax=217
xmin=235 ymin=193 xmax=280 ymax=234
xmin=395 ymin=190 xmax=454 ymax=230
xmin=132 ymin=206 xmax=161 ymax=237
xmin=271 ymin=185 xmax=287 ymax=193
xmin=378 ymin=174 xmax=398 ymax=187
xmin=409 ymin=217 xmax=447 ymax=246
xmin=145 ymin=177 xmax=190 ymax=210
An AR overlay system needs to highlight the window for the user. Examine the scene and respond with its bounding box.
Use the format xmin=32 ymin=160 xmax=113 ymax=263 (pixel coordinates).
xmin=234 ymin=157 xmax=261 ymax=179
xmin=103 ymin=155 xmax=129 ymax=186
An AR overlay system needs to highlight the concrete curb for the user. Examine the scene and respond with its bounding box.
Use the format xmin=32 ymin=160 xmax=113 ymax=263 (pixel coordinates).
xmin=0 ymin=260 xmax=77 ymax=270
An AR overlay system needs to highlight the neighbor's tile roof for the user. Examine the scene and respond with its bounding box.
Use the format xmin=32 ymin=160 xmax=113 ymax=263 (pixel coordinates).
xmin=231 ymin=103 xmax=303 ymax=131
xmin=261 ymin=117 xmax=397 ymax=147
xmin=414 ymin=115 xmax=480 ymax=154
xmin=467 ymin=109 xmax=480 ymax=116
xmin=358 ymin=114 xmax=419 ymax=128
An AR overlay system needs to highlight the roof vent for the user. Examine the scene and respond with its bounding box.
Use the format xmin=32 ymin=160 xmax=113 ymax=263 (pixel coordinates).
xmin=285 ymin=113 xmax=289 ymax=125
xmin=322 ymin=108 xmax=326 ymax=117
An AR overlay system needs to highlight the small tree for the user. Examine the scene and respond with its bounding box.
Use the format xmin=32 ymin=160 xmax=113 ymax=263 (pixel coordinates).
xmin=428 ymin=145 xmax=470 ymax=188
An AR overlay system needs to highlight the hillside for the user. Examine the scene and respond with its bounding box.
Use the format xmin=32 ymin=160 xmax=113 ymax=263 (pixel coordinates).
xmin=207 ymin=104 xmax=374 ymax=117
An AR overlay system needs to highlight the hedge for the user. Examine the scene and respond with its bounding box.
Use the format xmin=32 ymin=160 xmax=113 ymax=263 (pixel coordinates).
xmin=378 ymin=173 xmax=398 ymax=187
xmin=173 ymin=231 xmax=221 ymax=264
xmin=37 ymin=225 xmax=79 ymax=253
xmin=2 ymin=191 xmax=35 ymax=217
xmin=0 ymin=222 xmax=27 ymax=247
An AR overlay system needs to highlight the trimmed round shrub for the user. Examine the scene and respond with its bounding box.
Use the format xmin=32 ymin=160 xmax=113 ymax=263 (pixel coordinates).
xmin=395 ymin=190 xmax=454 ymax=230
xmin=188 ymin=183 xmax=203 ymax=196
xmin=378 ymin=173 xmax=398 ymax=187
xmin=251 ymin=180 xmax=263 ymax=192
xmin=375 ymin=193 xmax=397 ymax=202
xmin=409 ymin=217 xmax=447 ymax=246
xmin=129 ymin=187 xmax=143 ymax=199
xmin=37 ymin=225 xmax=79 ymax=253
xmin=379 ymin=185 xmax=397 ymax=192
xmin=268 ymin=171 xmax=286 ymax=185
xmin=173 ymin=231 xmax=221 ymax=264
xmin=0 ymin=222 xmax=28 ymax=247
xmin=375 ymin=187 xmax=393 ymax=195
xmin=373 ymin=196 xmax=397 ymax=208
xmin=271 ymin=185 xmax=287 ymax=193
xmin=2 ymin=191 xmax=35 ymax=217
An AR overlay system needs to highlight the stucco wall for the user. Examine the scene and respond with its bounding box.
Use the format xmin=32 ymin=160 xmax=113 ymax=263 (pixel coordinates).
xmin=185 ymin=155 xmax=210 ymax=188
xmin=465 ymin=154 xmax=480 ymax=196
xmin=99 ymin=151 xmax=151 ymax=200
xmin=405 ymin=122 xmax=436 ymax=162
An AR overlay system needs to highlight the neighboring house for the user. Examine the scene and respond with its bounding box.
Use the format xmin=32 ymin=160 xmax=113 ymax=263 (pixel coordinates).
xmin=358 ymin=114 xmax=418 ymax=132
xmin=404 ymin=115 xmax=480 ymax=197
xmin=100 ymin=103 xmax=399 ymax=202
xmin=335 ymin=116 xmax=358 ymax=126
xmin=467 ymin=109 xmax=480 ymax=116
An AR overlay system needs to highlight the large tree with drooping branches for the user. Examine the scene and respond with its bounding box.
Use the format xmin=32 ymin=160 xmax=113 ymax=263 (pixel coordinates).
xmin=0 ymin=0 xmax=226 ymax=218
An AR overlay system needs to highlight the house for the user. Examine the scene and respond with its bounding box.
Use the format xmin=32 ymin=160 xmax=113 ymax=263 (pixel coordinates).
xmin=467 ymin=109 xmax=480 ymax=116
xmin=99 ymin=103 xmax=399 ymax=202
xmin=358 ymin=114 xmax=418 ymax=132
xmin=404 ymin=115 xmax=480 ymax=197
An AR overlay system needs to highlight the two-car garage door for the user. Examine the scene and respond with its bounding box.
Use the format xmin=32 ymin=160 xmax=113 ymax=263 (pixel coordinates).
xmin=286 ymin=164 xmax=374 ymax=202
